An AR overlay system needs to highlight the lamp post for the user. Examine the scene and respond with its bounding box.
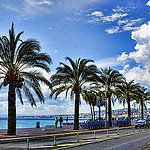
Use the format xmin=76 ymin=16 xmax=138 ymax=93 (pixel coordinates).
xmin=105 ymin=83 xmax=107 ymax=128
xmin=102 ymin=72 xmax=108 ymax=128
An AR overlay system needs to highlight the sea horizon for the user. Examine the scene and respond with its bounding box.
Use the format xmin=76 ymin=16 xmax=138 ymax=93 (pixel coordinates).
xmin=0 ymin=117 xmax=89 ymax=129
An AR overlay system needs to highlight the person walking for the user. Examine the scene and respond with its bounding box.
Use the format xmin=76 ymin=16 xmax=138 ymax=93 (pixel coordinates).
xmin=59 ymin=116 xmax=63 ymax=128
xmin=66 ymin=116 xmax=68 ymax=124
xmin=55 ymin=117 xmax=58 ymax=128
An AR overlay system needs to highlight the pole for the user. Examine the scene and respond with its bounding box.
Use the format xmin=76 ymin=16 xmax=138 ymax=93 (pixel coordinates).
xmin=27 ymin=138 xmax=29 ymax=150
xmin=54 ymin=136 xmax=56 ymax=146
xmin=77 ymin=133 xmax=79 ymax=142
xmin=99 ymin=106 xmax=100 ymax=120
xmin=105 ymin=83 xmax=107 ymax=128
xmin=146 ymin=101 xmax=148 ymax=119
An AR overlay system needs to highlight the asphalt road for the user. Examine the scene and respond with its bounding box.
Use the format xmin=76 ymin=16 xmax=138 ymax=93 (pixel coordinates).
xmin=70 ymin=130 xmax=150 ymax=150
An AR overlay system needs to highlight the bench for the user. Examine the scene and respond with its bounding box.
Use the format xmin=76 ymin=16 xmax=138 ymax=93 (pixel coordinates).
xmin=42 ymin=125 xmax=56 ymax=133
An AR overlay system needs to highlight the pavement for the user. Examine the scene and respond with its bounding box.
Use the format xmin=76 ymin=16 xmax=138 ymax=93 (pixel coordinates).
xmin=0 ymin=125 xmax=149 ymax=149
xmin=0 ymin=125 xmax=135 ymax=144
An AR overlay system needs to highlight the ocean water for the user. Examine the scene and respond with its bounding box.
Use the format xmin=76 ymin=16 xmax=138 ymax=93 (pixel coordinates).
xmin=0 ymin=118 xmax=89 ymax=129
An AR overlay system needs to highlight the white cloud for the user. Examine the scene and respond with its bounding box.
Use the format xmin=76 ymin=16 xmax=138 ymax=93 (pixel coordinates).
xmin=95 ymin=57 xmax=123 ymax=68
xmin=102 ymin=13 xmax=128 ymax=22
xmin=1 ymin=0 xmax=101 ymax=19
xmin=118 ymin=21 xmax=150 ymax=89
xmin=118 ymin=20 xmax=128 ymax=25
xmin=89 ymin=5 xmax=143 ymax=34
xmin=117 ymin=52 xmax=128 ymax=61
xmin=25 ymin=0 xmax=52 ymax=6
xmin=2 ymin=0 xmax=53 ymax=19
xmin=125 ymin=66 xmax=150 ymax=87
xmin=105 ymin=26 xmax=120 ymax=34
xmin=54 ymin=49 xmax=58 ymax=53
xmin=0 ymin=92 xmax=7 ymax=99
xmin=91 ymin=11 xmax=103 ymax=17
xmin=146 ymin=0 xmax=150 ymax=6
xmin=112 ymin=6 xmax=125 ymax=12
xmin=122 ymin=18 xmax=142 ymax=31
xmin=90 ymin=10 xmax=128 ymax=23
xmin=129 ymin=21 xmax=150 ymax=67
xmin=123 ymin=64 xmax=130 ymax=70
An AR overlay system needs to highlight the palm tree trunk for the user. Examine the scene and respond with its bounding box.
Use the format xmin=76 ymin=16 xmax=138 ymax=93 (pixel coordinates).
xmin=127 ymin=98 xmax=131 ymax=125
xmin=7 ymin=83 xmax=16 ymax=135
xmin=141 ymin=100 xmax=144 ymax=119
xmin=93 ymin=106 xmax=95 ymax=121
xmin=74 ymin=91 xmax=80 ymax=130
xmin=108 ymin=95 xmax=112 ymax=127
xmin=90 ymin=105 xmax=93 ymax=120
xmin=127 ymin=99 xmax=131 ymax=118
xmin=99 ymin=106 xmax=101 ymax=120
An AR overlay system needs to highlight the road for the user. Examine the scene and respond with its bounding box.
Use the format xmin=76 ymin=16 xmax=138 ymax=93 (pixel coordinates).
xmin=70 ymin=130 xmax=150 ymax=150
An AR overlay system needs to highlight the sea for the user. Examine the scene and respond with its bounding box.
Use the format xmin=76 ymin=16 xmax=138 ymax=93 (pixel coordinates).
xmin=0 ymin=118 xmax=89 ymax=129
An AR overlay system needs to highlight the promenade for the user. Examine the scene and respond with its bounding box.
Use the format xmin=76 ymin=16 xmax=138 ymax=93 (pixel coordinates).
xmin=0 ymin=125 xmax=145 ymax=149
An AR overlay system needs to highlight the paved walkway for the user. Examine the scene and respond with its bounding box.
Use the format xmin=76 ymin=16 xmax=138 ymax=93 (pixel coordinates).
xmin=0 ymin=126 xmax=75 ymax=143
xmin=0 ymin=126 xmax=134 ymax=144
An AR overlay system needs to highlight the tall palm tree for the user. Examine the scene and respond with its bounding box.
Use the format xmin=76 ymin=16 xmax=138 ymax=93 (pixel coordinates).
xmin=135 ymin=87 xmax=150 ymax=119
xmin=95 ymin=67 xmax=123 ymax=127
xmin=50 ymin=57 xmax=98 ymax=130
xmin=115 ymin=79 xmax=140 ymax=122
xmin=0 ymin=23 xmax=52 ymax=135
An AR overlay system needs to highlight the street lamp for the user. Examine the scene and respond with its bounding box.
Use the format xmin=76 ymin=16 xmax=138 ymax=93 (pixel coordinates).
xmin=105 ymin=83 xmax=107 ymax=128
xmin=103 ymin=74 xmax=109 ymax=128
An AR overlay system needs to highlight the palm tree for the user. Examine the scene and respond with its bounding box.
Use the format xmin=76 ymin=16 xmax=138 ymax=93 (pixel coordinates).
xmin=89 ymin=84 xmax=105 ymax=120
xmin=115 ymin=79 xmax=140 ymax=122
xmin=50 ymin=57 xmax=98 ymax=130
xmin=82 ymin=91 xmax=97 ymax=120
xmin=135 ymin=87 xmax=150 ymax=119
xmin=0 ymin=23 xmax=52 ymax=135
xmin=82 ymin=91 xmax=94 ymax=120
xmin=95 ymin=67 xmax=123 ymax=127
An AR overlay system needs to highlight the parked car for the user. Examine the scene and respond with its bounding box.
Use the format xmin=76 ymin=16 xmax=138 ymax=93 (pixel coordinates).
xmin=135 ymin=119 xmax=150 ymax=128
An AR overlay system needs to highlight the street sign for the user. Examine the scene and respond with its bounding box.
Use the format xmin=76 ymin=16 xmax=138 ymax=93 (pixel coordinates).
xmin=97 ymin=98 xmax=101 ymax=107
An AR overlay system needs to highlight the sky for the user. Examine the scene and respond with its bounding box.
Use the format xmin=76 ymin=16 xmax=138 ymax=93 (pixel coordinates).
xmin=0 ymin=0 xmax=150 ymax=116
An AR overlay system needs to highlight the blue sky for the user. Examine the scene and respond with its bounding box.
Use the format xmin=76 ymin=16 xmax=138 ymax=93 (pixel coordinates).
xmin=0 ymin=0 xmax=150 ymax=116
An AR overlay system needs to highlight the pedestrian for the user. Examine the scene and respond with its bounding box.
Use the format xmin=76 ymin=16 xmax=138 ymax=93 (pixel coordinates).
xmin=55 ymin=117 xmax=58 ymax=128
xmin=59 ymin=116 xmax=63 ymax=128
xmin=66 ymin=116 xmax=68 ymax=123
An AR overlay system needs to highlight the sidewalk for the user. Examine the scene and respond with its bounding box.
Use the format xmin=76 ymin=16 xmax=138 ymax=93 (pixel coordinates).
xmin=0 ymin=126 xmax=134 ymax=144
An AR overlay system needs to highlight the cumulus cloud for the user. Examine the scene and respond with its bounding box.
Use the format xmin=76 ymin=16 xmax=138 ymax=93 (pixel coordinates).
xmin=125 ymin=66 xmax=150 ymax=87
xmin=117 ymin=21 xmax=150 ymax=89
xmin=117 ymin=52 xmax=128 ymax=61
xmin=129 ymin=22 xmax=150 ymax=67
